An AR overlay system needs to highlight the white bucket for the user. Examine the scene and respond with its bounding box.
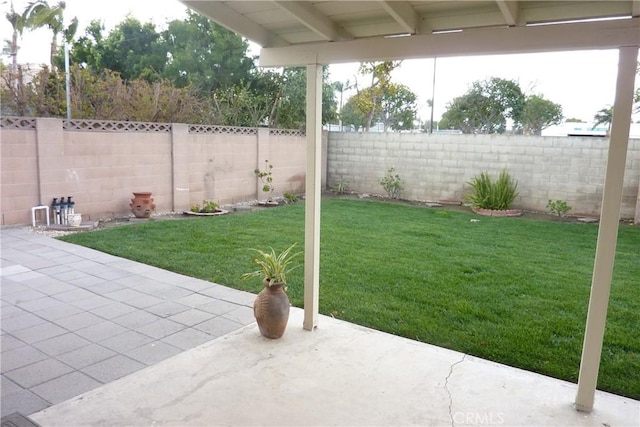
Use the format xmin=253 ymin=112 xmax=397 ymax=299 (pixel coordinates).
xmin=68 ymin=213 xmax=82 ymax=227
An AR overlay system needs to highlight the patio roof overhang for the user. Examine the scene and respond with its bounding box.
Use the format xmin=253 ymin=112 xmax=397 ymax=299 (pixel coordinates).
xmin=180 ymin=0 xmax=639 ymax=415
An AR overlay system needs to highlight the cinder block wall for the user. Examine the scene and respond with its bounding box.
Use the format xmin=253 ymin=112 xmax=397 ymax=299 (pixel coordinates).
xmin=1 ymin=119 xmax=307 ymax=225
xmin=1 ymin=126 xmax=40 ymax=225
xmin=327 ymin=132 xmax=640 ymax=218
xmin=3 ymin=118 xmax=638 ymax=224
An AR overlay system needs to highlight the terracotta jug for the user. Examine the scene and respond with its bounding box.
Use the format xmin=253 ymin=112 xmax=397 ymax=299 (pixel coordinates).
xmin=130 ymin=192 xmax=156 ymax=218
xmin=253 ymin=279 xmax=290 ymax=339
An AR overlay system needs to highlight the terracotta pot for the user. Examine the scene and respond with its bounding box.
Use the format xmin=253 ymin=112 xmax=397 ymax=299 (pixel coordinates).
xmin=253 ymin=279 xmax=290 ymax=339
xmin=130 ymin=192 xmax=156 ymax=218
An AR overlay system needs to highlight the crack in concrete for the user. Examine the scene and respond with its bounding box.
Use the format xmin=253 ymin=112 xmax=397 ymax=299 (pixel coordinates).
xmin=445 ymin=354 xmax=467 ymax=427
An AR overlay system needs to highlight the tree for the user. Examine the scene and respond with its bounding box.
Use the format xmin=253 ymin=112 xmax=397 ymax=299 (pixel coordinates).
xmin=340 ymin=61 xmax=417 ymax=132
xmin=161 ymin=10 xmax=254 ymax=92
xmin=22 ymin=1 xmax=77 ymax=72
xmin=593 ymin=106 xmax=613 ymax=131
xmin=440 ymin=77 xmax=525 ymax=134
xmin=439 ymin=91 xmax=491 ymax=133
xmin=354 ymin=61 xmax=401 ymax=131
xmin=105 ymin=17 xmax=166 ymax=81
xmin=340 ymin=93 xmax=369 ymax=131
xmin=1 ymin=63 xmax=65 ymax=117
xmin=378 ymin=83 xmax=417 ymax=131
xmin=69 ymin=12 xmax=255 ymax=89
xmin=262 ymin=67 xmax=337 ymax=129
xmin=9 ymin=10 xmax=342 ymax=129
xmin=3 ymin=0 xmax=26 ymax=75
xmin=66 ymin=20 xmax=104 ymax=69
xmin=68 ymin=17 xmax=167 ymax=82
xmin=520 ymin=94 xmax=563 ymax=135
xmin=212 ymin=82 xmax=273 ymax=127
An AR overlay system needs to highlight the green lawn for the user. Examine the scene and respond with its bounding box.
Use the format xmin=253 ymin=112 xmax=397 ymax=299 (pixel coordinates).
xmin=59 ymin=198 xmax=640 ymax=399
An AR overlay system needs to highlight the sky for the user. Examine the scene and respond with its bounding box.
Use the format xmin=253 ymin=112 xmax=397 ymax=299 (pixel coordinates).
xmin=1 ymin=0 xmax=635 ymax=123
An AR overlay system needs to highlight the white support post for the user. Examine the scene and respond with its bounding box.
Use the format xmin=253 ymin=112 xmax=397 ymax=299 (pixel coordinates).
xmin=575 ymin=45 xmax=638 ymax=412
xmin=303 ymin=63 xmax=323 ymax=331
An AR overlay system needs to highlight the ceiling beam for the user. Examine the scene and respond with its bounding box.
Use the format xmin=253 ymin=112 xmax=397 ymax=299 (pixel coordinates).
xmin=273 ymin=1 xmax=353 ymax=42
xmin=180 ymin=1 xmax=289 ymax=47
xmin=379 ymin=1 xmax=420 ymax=34
xmin=496 ymin=0 xmax=519 ymax=26
xmin=259 ymin=17 xmax=640 ymax=67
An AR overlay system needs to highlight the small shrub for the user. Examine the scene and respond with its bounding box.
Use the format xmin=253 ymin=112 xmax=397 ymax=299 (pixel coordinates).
xmin=380 ymin=167 xmax=403 ymax=199
xmin=254 ymin=160 xmax=274 ymax=202
xmin=334 ymin=177 xmax=348 ymax=194
xmin=283 ymin=192 xmax=298 ymax=203
xmin=547 ymin=199 xmax=571 ymax=217
xmin=201 ymin=200 xmax=219 ymax=213
xmin=191 ymin=200 xmax=219 ymax=213
xmin=465 ymin=170 xmax=519 ymax=210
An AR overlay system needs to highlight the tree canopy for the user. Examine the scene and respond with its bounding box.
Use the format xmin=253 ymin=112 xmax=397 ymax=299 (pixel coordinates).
xmin=593 ymin=106 xmax=613 ymax=130
xmin=440 ymin=77 xmax=525 ymax=134
xmin=439 ymin=77 xmax=567 ymax=135
xmin=162 ymin=11 xmax=254 ymax=92
xmin=23 ymin=1 xmax=77 ymax=72
xmin=520 ymin=94 xmax=563 ymax=135
xmin=1 ymin=10 xmax=338 ymax=129
xmin=340 ymin=61 xmax=417 ymax=132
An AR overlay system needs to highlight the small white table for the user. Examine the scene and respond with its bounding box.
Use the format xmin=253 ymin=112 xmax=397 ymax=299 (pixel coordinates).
xmin=31 ymin=205 xmax=50 ymax=227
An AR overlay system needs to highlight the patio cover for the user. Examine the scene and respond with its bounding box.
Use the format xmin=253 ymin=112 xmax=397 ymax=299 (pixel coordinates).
xmin=180 ymin=0 xmax=639 ymax=414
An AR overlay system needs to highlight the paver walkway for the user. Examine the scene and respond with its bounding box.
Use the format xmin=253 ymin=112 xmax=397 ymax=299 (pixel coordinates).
xmin=0 ymin=227 xmax=256 ymax=417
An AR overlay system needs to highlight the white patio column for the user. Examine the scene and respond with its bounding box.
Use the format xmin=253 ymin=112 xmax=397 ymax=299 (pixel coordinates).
xmin=303 ymin=63 xmax=323 ymax=330
xmin=575 ymin=45 xmax=638 ymax=412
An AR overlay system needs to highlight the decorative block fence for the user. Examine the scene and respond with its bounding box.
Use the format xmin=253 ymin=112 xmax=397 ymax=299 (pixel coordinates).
xmin=2 ymin=117 xmax=639 ymax=225
xmin=0 ymin=117 xmax=311 ymax=225
xmin=327 ymin=132 xmax=640 ymax=221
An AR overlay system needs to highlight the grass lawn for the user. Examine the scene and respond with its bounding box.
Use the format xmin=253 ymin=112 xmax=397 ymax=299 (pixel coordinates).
xmin=59 ymin=198 xmax=640 ymax=399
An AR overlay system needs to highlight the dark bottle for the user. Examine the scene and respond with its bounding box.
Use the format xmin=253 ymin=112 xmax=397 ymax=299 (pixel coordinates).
xmin=51 ymin=198 xmax=60 ymax=224
xmin=67 ymin=196 xmax=75 ymax=216
xmin=60 ymin=196 xmax=68 ymax=224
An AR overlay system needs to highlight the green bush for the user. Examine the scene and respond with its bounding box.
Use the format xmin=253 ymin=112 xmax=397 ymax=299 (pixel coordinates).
xmin=380 ymin=167 xmax=403 ymax=199
xmin=547 ymin=199 xmax=571 ymax=217
xmin=283 ymin=192 xmax=298 ymax=203
xmin=465 ymin=170 xmax=519 ymax=210
xmin=334 ymin=177 xmax=348 ymax=194
xmin=191 ymin=200 xmax=219 ymax=213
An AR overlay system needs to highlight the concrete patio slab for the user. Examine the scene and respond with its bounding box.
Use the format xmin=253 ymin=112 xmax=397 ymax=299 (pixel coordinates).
xmin=30 ymin=309 xmax=639 ymax=427
xmin=0 ymin=227 xmax=257 ymax=418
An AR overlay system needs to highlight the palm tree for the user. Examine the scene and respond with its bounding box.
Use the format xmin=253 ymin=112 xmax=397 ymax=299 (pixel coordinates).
xmin=592 ymin=106 xmax=613 ymax=131
xmin=22 ymin=0 xmax=77 ymax=72
xmin=3 ymin=0 xmax=25 ymax=75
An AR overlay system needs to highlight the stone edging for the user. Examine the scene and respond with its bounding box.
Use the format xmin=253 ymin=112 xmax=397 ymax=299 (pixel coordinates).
xmin=182 ymin=209 xmax=229 ymax=216
xmin=472 ymin=207 xmax=523 ymax=217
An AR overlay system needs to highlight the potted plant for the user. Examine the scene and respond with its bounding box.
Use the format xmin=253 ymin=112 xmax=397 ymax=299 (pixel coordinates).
xmin=242 ymin=243 xmax=301 ymax=339
xmin=464 ymin=170 xmax=521 ymax=217
xmin=183 ymin=200 xmax=228 ymax=216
